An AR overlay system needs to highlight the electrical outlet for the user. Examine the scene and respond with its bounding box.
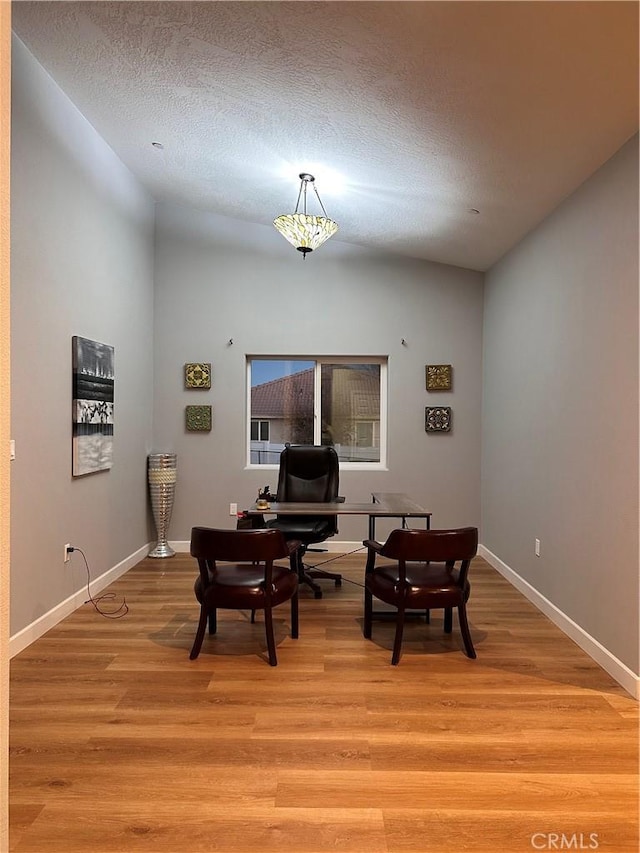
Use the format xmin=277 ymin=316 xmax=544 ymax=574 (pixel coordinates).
xmin=229 ymin=502 xmax=238 ymax=516
xmin=535 ymin=538 xmax=541 ymax=557
xmin=64 ymin=543 xmax=72 ymax=563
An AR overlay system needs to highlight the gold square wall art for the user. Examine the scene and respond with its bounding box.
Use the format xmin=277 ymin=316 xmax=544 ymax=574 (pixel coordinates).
xmin=426 ymin=364 xmax=452 ymax=391
xmin=185 ymin=362 xmax=211 ymax=389
xmin=186 ymin=405 xmax=212 ymax=432
xmin=425 ymin=406 xmax=452 ymax=432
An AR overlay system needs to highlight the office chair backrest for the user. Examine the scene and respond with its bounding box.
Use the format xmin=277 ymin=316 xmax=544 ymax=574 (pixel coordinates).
xmin=275 ymin=445 xmax=339 ymax=504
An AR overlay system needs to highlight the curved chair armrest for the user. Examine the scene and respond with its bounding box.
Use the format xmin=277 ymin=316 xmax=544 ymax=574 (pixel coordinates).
xmin=363 ymin=539 xmax=383 ymax=552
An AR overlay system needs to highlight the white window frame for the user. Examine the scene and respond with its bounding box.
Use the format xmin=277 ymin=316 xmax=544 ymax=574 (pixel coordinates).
xmin=250 ymin=419 xmax=270 ymax=442
xmin=246 ymin=356 xmax=388 ymax=471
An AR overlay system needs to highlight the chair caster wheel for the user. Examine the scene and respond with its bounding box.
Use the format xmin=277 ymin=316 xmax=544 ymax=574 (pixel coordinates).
xmin=314 ymin=590 xmax=323 ymax=599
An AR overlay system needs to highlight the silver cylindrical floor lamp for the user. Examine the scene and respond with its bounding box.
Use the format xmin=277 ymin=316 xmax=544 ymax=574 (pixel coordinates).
xmin=148 ymin=452 xmax=177 ymax=558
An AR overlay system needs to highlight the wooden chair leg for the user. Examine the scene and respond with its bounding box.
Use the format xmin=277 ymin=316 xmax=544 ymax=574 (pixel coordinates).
xmin=391 ymin=606 xmax=406 ymax=665
xmin=264 ymin=606 xmax=278 ymax=666
xmin=250 ymin=610 xmax=256 ymax=624
xmin=363 ymin=586 xmax=373 ymax=639
xmin=444 ymin=607 xmax=453 ymax=634
xmin=458 ymin=603 xmax=476 ymax=659
xmin=190 ymin=607 xmax=208 ymax=660
xmin=207 ymin=609 xmax=217 ymax=635
xmin=291 ymin=590 xmax=299 ymax=639
xmin=425 ymin=609 xmax=430 ymax=624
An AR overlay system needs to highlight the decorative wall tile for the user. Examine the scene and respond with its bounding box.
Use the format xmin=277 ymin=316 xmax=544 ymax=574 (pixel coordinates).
xmin=426 ymin=364 xmax=452 ymax=391
xmin=185 ymin=362 xmax=211 ymax=389
xmin=425 ymin=406 xmax=452 ymax=432
xmin=186 ymin=405 xmax=212 ymax=431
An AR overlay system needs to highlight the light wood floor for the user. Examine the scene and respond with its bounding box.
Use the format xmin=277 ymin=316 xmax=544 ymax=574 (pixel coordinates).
xmin=9 ymin=552 xmax=639 ymax=852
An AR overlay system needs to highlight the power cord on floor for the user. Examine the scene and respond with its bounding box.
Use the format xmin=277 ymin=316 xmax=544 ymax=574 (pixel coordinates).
xmin=303 ymin=545 xmax=369 ymax=589
xmin=67 ymin=546 xmax=129 ymax=619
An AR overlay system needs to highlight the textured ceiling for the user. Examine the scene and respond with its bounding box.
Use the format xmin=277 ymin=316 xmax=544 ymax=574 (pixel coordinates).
xmin=11 ymin=1 xmax=639 ymax=271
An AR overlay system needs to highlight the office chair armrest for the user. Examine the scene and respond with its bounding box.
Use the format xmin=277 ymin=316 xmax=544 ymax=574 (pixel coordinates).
xmin=363 ymin=539 xmax=383 ymax=553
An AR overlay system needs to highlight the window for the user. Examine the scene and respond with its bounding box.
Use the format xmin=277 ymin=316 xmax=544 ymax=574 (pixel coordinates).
xmin=250 ymin=420 xmax=270 ymax=442
xmin=248 ymin=357 xmax=387 ymax=468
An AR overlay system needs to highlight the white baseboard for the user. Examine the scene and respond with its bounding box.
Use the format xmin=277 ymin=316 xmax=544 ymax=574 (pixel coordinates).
xmin=9 ymin=543 xmax=150 ymax=659
xmin=479 ymin=545 xmax=639 ymax=700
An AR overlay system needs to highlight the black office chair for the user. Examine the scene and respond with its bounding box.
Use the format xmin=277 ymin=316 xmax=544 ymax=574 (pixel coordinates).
xmin=266 ymin=445 xmax=342 ymax=598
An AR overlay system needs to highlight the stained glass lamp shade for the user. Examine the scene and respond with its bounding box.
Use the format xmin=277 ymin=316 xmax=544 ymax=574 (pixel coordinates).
xmin=273 ymin=173 xmax=338 ymax=257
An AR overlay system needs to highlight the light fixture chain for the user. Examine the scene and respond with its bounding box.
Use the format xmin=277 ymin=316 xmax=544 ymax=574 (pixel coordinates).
xmin=311 ymin=182 xmax=330 ymax=219
xmin=293 ymin=181 xmax=305 ymax=215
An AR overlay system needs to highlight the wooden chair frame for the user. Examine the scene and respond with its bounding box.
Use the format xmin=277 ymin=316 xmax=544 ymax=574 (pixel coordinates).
xmin=190 ymin=527 xmax=300 ymax=665
xmin=363 ymin=527 xmax=478 ymax=665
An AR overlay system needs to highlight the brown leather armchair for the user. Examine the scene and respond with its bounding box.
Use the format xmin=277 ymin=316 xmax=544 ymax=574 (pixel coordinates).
xmin=363 ymin=526 xmax=479 ymax=664
xmin=266 ymin=445 xmax=342 ymax=598
xmin=189 ymin=527 xmax=300 ymax=665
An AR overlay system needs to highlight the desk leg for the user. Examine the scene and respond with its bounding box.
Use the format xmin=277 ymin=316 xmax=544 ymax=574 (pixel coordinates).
xmin=368 ymin=514 xmax=375 ymax=541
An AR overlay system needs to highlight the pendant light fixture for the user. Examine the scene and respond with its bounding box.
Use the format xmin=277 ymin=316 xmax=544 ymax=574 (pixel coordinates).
xmin=273 ymin=173 xmax=338 ymax=258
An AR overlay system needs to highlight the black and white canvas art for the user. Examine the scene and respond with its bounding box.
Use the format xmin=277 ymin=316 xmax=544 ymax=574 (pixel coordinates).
xmin=72 ymin=336 xmax=114 ymax=476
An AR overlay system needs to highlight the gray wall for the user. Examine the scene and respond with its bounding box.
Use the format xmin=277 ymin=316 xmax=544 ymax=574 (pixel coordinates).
xmin=10 ymin=38 xmax=155 ymax=636
xmin=481 ymin=134 xmax=639 ymax=673
xmin=153 ymin=203 xmax=484 ymax=543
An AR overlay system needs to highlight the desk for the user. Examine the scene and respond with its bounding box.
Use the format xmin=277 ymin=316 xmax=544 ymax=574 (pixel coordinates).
xmin=250 ymin=492 xmax=431 ymax=540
